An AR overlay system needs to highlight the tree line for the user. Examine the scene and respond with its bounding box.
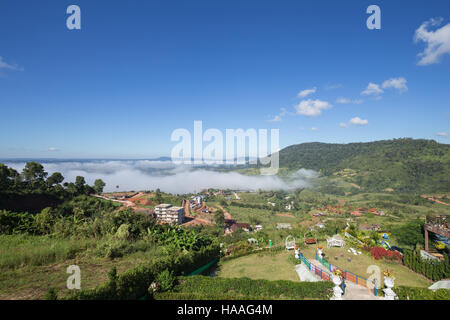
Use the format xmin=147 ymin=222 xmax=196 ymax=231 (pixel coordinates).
xmin=0 ymin=161 xmax=106 ymax=196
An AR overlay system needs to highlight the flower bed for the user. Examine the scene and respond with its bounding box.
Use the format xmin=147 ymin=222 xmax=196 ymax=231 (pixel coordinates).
xmin=370 ymin=247 xmax=402 ymax=262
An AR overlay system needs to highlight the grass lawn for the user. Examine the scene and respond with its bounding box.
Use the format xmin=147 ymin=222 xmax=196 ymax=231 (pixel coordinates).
xmin=0 ymin=249 xmax=167 ymax=300
xmin=0 ymin=256 xmax=139 ymax=300
xmin=300 ymin=242 xmax=433 ymax=288
xmin=218 ymin=251 xmax=299 ymax=282
xmin=0 ymin=234 xmax=165 ymax=300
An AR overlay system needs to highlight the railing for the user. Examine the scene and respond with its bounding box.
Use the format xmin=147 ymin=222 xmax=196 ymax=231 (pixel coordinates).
xmin=298 ymin=253 xmax=332 ymax=281
xmin=315 ymin=253 xmax=377 ymax=296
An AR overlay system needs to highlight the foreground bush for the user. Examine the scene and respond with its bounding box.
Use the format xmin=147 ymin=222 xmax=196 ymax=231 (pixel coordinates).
xmin=66 ymin=244 xmax=220 ymax=300
xmin=394 ymin=286 xmax=450 ymax=300
xmin=0 ymin=234 xmax=95 ymax=269
xmin=154 ymin=276 xmax=334 ymax=300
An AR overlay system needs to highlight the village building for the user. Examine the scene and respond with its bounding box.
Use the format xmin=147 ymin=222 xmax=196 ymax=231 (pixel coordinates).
xmin=224 ymin=219 xmax=237 ymax=226
xmin=230 ymin=223 xmax=252 ymax=233
xmin=154 ymin=204 xmax=185 ymax=224
xmin=191 ymin=195 xmax=205 ymax=204
xmin=372 ymin=223 xmax=381 ymax=231
xmin=277 ymin=223 xmax=292 ymax=230
xmin=359 ymin=223 xmax=372 ymax=231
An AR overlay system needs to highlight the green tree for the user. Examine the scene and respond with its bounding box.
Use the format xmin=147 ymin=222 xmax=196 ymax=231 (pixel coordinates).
xmin=0 ymin=164 xmax=19 ymax=191
xmin=214 ymin=209 xmax=225 ymax=227
xmin=393 ymin=219 xmax=424 ymax=248
xmin=66 ymin=182 xmax=77 ymax=195
xmin=75 ymin=176 xmax=86 ymax=194
xmin=93 ymin=179 xmax=106 ymax=194
xmin=22 ymin=161 xmax=48 ymax=189
xmin=155 ymin=188 xmax=163 ymax=204
xmin=46 ymin=172 xmax=64 ymax=187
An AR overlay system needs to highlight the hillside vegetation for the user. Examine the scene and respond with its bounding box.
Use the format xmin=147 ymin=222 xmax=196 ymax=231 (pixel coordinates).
xmin=278 ymin=138 xmax=450 ymax=193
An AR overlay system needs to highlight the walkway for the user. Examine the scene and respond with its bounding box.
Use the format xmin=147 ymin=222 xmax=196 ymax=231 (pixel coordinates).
xmin=341 ymin=281 xmax=382 ymax=300
xmin=299 ymin=255 xmax=382 ymax=300
xmin=295 ymin=263 xmax=320 ymax=282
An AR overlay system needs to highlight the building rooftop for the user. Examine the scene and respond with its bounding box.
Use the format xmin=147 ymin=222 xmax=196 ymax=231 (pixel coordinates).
xmin=169 ymin=206 xmax=184 ymax=211
xmin=155 ymin=204 xmax=172 ymax=208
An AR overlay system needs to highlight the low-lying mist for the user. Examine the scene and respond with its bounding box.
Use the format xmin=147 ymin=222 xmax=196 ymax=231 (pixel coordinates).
xmin=4 ymin=160 xmax=318 ymax=194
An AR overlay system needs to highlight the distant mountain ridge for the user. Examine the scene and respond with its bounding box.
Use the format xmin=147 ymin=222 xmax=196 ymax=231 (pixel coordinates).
xmin=278 ymin=138 xmax=450 ymax=193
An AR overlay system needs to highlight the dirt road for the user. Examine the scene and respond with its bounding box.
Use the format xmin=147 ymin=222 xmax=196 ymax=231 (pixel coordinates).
xmin=92 ymin=194 xmax=134 ymax=207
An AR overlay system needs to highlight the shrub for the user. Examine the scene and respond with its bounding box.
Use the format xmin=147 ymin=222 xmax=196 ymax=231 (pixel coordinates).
xmin=394 ymin=286 xmax=450 ymax=300
xmin=67 ymin=243 xmax=220 ymax=300
xmin=402 ymin=249 xmax=450 ymax=281
xmin=0 ymin=210 xmax=36 ymax=234
xmin=115 ymin=224 xmax=130 ymax=240
xmin=43 ymin=288 xmax=58 ymax=300
xmin=162 ymin=276 xmax=334 ymax=300
xmin=155 ymin=269 xmax=177 ymax=292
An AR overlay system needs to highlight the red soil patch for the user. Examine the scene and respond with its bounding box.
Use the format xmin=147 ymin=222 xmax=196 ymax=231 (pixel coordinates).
xmin=139 ymin=199 xmax=153 ymax=206
xmin=183 ymin=217 xmax=212 ymax=227
xmin=127 ymin=192 xmax=146 ymax=203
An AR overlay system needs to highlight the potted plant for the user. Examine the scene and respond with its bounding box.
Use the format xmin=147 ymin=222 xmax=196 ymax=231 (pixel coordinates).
xmin=383 ymin=269 xmax=395 ymax=288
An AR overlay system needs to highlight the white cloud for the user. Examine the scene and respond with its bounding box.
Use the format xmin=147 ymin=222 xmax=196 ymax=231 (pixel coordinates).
xmin=297 ymin=87 xmax=317 ymax=98
xmin=268 ymin=115 xmax=282 ymax=122
xmin=311 ymin=127 xmax=318 ymax=131
xmin=0 ymin=56 xmax=23 ymax=75
xmin=436 ymin=132 xmax=449 ymax=137
xmin=414 ymin=18 xmax=450 ymax=66
xmin=336 ymin=97 xmax=364 ymax=104
xmin=349 ymin=117 xmax=369 ymax=125
xmin=340 ymin=117 xmax=369 ymax=128
xmin=295 ymin=99 xmax=332 ymax=117
xmin=382 ymin=77 xmax=408 ymax=93
xmin=268 ymin=107 xmax=290 ymax=122
xmin=361 ymin=83 xmax=384 ymax=96
xmin=48 ymin=147 xmax=59 ymax=152
xmin=336 ymin=98 xmax=350 ymax=104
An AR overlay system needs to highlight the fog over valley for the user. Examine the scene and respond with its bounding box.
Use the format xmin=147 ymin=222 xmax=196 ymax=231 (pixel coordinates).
xmin=3 ymin=160 xmax=318 ymax=194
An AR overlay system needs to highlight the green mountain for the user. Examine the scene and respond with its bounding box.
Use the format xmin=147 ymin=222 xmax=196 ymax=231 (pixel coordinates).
xmin=278 ymin=138 xmax=450 ymax=193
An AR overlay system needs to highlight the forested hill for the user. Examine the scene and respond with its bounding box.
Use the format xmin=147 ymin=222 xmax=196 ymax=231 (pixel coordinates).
xmin=279 ymin=138 xmax=450 ymax=193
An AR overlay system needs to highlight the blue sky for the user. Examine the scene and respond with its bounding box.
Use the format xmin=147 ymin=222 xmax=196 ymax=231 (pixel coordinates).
xmin=0 ymin=0 xmax=449 ymax=158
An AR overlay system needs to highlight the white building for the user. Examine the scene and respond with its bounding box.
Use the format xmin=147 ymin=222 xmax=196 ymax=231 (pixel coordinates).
xmin=191 ymin=195 xmax=205 ymax=204
xmin=154 ymin=204 xmax=185 ymax=224
xmin=277 ymin=223 xmax=292 ymax=230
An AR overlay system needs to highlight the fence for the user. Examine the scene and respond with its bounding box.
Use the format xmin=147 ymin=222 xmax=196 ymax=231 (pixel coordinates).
xmin=298 ymin=253 xmax=332 ymax=281
xmin=315 ymin=253 xmax=377 ymax=296
xmin=187 ymin=258 xmax=219 ymax=276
